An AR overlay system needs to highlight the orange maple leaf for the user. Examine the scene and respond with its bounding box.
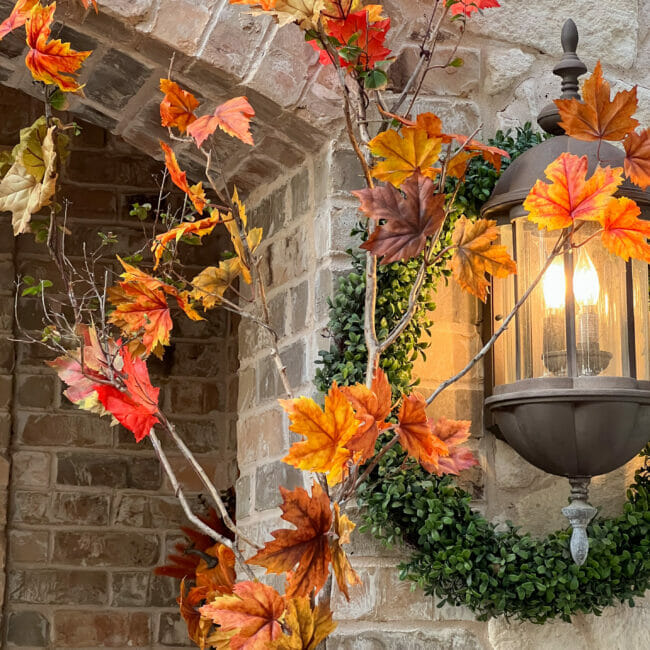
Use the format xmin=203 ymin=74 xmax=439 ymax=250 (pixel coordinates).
xmin=108 ymin=258 xmax=203 ymax=358
xmin=195 ymin=543 xmax=237 ymax=596
xmin=450 ymin=216 xmax=517 ymax=302
xmin=523 ymin=153 xmax=623 ymax=231
xmin=160 ymin=141 xmax=207 ymax=214
xmin=556 ymin=62 xmax=639 ymax=142
xmin=179 ymin=580 xmax=214 ymax=649
xmin=247 ymin=482 xmax=334 ymax=599
xmin=230 ymin=0 xmax=277 ymax=11
xmin=25 ymin=2 xmax=92 ymax=93
xmin=624 ymin=128 xmax=650 ymax=191
xmin=422 ymin=418 xmax=478 ymax=476
xmin=340 ymin=367 xmax=392 ymax=462
xmin=151 ymin=211 xmax=222 ymax=270
xmin=80 ymin=0 xmax=97 ymax=11
xmin=396 ymin=392 xmax=448 ymax=466
xmin=0 ymin=0 xmax=38 ymax=41
xmin=199 ymin=581 xmax=285 ymax=650
xmin=187 ymin=97 xmax=255 ymax=148
xmin=281 ymin=383 xmax=360 ymax=486
xmin=159 ymin=78 xmax=200 ymax=134
xmin=600 ymin=196 xmax=650 ymax=262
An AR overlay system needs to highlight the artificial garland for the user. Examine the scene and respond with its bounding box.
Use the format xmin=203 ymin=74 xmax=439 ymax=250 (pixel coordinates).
xmin=316 ymin=124 xmax=650 ymax=624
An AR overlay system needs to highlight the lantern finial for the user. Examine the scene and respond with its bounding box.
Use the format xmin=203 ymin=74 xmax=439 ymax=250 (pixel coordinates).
xmin=537 ymin=18 xmax=588 ymax=135
xmin=562 ymin=477 xmax=597 ymax=565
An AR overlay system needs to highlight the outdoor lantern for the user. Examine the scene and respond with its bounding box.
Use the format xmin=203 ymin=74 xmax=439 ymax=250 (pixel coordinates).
xmin=483 ymin=20 xmax=650 ymax=564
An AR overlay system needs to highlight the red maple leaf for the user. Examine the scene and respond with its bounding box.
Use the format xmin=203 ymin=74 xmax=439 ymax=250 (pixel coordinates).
xmin=0 ymin=0 xmax=38 ymax=41
xmin=450 ymin=0 xmax=500 ymax=18
xmin=94 ymin=345 xmax=160 ymax=442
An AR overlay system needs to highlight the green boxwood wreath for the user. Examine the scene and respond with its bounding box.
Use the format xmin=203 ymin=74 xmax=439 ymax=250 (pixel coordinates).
xmin=315 ymin=124 xmax=650 ymax=624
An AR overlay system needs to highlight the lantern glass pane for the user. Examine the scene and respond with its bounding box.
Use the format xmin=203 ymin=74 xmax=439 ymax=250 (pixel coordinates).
xmin=632 ymin=259 xmax=650 ymax=380
xmin=493 ymin=224 xmax=516 ymax=386
xmin=573 ymin=223 xmax=628 ymax=377
xmin=515 ymin=219 xmax=567 ymax=378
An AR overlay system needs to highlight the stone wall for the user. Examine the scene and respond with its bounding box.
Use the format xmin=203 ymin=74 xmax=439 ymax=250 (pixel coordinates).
xmin=1 ymin=0 xmax=650 ymax=648
xmin=0 ymin=87 xmax=239 ymax=648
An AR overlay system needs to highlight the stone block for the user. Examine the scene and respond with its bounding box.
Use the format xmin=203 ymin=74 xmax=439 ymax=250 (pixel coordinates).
xmin=110 ymin=571 xmax=149 ymax=607
xmin=158 ymin=612 xmax=194 ymax=646
xmin=269 ymin=292 xmax=288 ymax=339
xmin=485 ymin=47 xmax=536 ymax=95
xmin=257 ymin=354 xmax=279 ymax=402
xmin=8 ymin=569 xmax=108 ymax=605
xmin=236 ymin=473 xmax=252 ymax=519
xmin=237 ymin=407 xmax=286 ymax=467
xmin=0 ymin=374 xmax=11 ymax=409
xmin=330 ymin=149 xmax=365 ymax=194
xmin=168 ymin=379 xmax=225 ymax=414
xmin=327 ymin=625 xmax=484 ymax=649
xmin=391 ymin=46 xmax=480 ymax=97
xmin=51 ymin=492 xmax=110 ymax=526
xmin=290 ymin=280 xmax=309 ymax=333
xmin=200 ymin=1 xmax=271 ymax=80
xmin=52 ymin=531 xmax=160 ymax=567
xmin=18 ymin=413 xmax=113 ymax=448
xmin=249 ymin=26 xmax=318 ymax=108
xmin=11 ymin=490 xmax=51 ymax=525
xmin=56 ymin=453 xmax=161 ymax=490
xmin=237 ymin=366 xmax=256 ymax=411
xmin=410 ymin=98 xmax=480 ymax=138
xmin=53 ymin=611 xmax=151 ymax=648
xmin=468 ymin=0 xmax=638 ymax=69
xmin=150 ymin=0 xmax=211 ymax=55
xmin=0 ymin=337 xmax=14 ymax=372
xmin=280 ymin=340 xmax=307 ymax=388
xmin=15 ymin=374 xmax=56 ymax=409
xmin=6 ymin=610 xmax=50 ymax=647
xmin=9 ymin=529 xmax=49 ymax=564
xmin=270 ymin=230 xmax=309 ymax=286
xmin=113 ymin=494 xmax=185 ymax=529
xmin=169 ymin=341 xmax=228 ymax=376
xmin=84 ymin=49 xmax=153 ymax=111
xmin=249 ymin=182 xmax=289 ymax=236
xmin=255 ymin=461 xmax=303 ymax=510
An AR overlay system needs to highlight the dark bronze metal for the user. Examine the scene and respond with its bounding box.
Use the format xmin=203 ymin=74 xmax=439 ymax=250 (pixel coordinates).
xmin=485 ymin=377 xmax=650 ymax=477
xmin=537 ymin=19 xmax=588 ymax=135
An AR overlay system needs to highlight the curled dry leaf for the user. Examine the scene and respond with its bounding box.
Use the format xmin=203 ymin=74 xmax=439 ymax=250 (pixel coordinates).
xmin=25 ymin=2 xmax=92 ymax=93
xmin=160 ymin=78 xmax=200 ymax=134
xmin=396 ymin=392 xmax=448 ymax=466
xmin=187 ymin=96 xmax=255 ymax=147
xmin=600 ymin=196 xmax=650 ymax=262
xmin=0 ymin=124 xmax=57 ymax=235
xmin=160 ymin=141 xmax=207 ymax=214
xmin=340 ymin=367 xmax=392 ymax=462
xmin=355 ymin=172 xmax=446 ymax=264
xmin=556 ymin=62 xmax=639 ymax=142
xmin=523 ymin=152 xmax=623 ymax=231
xmin=223 ymin=188 xmax=263 ymax=284
xmin=200 ymin=581 xmax=285 ymax=650
xmin=281 ymin=383 xmax=360 ymax=485
xmin=190 ymin=258 xmax=242 ymax=310
xmin=268 ymin=597 xmax=337 ymax=649
xmin=624 ymin=128 xmax=650 ymax=191
xmin=0 ymin=0 xmax=38 ymax=41
xmin=151 ymin=211 xmax=222 ymax=270
xmin=247 ymin=481 xmax=333 ymax=599
xmin=422 ymin=417 xmax=478 ymax=476
xmin=450 ymin=216 xmax=516 ymax=302
xmin=330 ymin=503 xmax=361 ymax=600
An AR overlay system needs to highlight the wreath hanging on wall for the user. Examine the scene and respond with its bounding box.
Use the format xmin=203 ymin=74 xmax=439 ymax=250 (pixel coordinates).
xmin=315 ymin=124 xmax=650 ymax=624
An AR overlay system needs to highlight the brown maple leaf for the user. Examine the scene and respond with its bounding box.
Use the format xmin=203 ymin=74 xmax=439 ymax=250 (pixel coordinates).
xmin=355 ymin=172 xmax=446 ymax=264
xmin=247 ymin=481 xmax=333 ymax=599
xmin=624 ymin=128 xmax=650 ymax=190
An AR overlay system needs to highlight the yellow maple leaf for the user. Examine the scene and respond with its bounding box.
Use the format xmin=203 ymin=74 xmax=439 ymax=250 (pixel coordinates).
xmin=268 ymin=597 xmax=337 ymax=649
xmin=190 ymin=258 xmax=242 ymax=309
xmin=281 ymin=383 xmax=360 ymax=485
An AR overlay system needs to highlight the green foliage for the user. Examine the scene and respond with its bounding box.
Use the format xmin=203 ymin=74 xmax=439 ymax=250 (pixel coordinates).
xmin=315 ymin=123 xmax=650 ymax=623
xmin=357 ymin=441 xmax=650 ymax=623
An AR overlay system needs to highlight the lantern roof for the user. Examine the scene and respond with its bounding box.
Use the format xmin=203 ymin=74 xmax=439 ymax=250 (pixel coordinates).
xmin=481 ymin=19 xmax=650 ymax=223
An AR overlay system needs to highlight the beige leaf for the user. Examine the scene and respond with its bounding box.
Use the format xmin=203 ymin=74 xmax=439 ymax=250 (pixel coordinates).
xmin=0 ymin=126 xmax=57 ymax=235
xmin=254 ymin=0 xmax=324 ymax=29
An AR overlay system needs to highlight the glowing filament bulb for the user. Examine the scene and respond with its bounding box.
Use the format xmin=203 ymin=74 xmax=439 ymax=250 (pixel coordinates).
xmin=573 ymin=249 xmax=599 ymax=307
xmin=542 ymin=257 xmax=566 ymax=310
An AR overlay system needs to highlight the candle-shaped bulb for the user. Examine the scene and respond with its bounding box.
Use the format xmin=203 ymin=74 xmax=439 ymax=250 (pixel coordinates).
xmin=573 ymin=249 xmax=599 ymax=306
xmin=542 ymin=257 xmax=566 ymax=310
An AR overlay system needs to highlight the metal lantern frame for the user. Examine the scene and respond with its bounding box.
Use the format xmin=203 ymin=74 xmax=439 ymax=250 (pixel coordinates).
xmin=482 ymin=20 xmax=650 ymax=564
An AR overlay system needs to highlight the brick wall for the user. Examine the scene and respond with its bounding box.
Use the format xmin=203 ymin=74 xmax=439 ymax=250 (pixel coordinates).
xmin=1 ymin=86 xmax=239 ymax=648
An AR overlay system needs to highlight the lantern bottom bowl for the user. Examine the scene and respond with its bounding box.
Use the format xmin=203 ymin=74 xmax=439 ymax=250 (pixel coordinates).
xmin=485 ymin=377 xmax=650 ymax=477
